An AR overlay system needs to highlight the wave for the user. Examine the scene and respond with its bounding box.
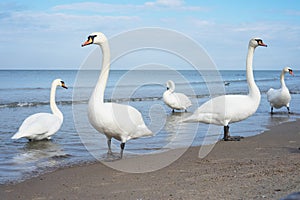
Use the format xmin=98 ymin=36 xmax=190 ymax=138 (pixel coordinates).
xmin=0 ymin=97 xmax=164 ymax=109
xmin=0 ymin=92 xmax=220 ymax=109
xmin=4 ymin=90 xmax=300 ymax=109
xmin=0 ymin=87 xmax=50 ymax=91
xmin=0 ymin=101 xmax=75 ymax=109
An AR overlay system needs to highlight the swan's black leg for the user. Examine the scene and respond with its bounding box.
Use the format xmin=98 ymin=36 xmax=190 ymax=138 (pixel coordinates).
xmin=172 ymin=109 xmax=175 ymax=113
xmin=107 ymin=138 xmax=113 ymax=155
xmin=223 ymin=125 xmax=229 ymax=140
xmin=271 ymin=107 xmax=274 ymax=115
xmin=223 ymin=125 xmax=242 ymax=141
xmin=120 ymin=142 xmax=125 ymax=158
xmin=287 ymin=106 xmax=290 ymax=114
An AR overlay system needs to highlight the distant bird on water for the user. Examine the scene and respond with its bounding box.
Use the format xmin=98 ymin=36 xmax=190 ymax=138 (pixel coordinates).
xmin=163 ymin=80 xmax=192 ymax=112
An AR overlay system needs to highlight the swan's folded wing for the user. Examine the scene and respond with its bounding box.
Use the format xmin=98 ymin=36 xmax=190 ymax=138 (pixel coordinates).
xmin=267 ymin=88 xmax=274 ymax=98
xmin=12 ymin=113 xmax=61 ymax=139
xmin=175 ymin=93 xmax=192 ymax=107
xmin=267 ymin=88 xmax=280 ymax=102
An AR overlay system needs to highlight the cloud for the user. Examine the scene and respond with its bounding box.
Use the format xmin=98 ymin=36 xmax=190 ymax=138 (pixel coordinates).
xmin=0 ymin=10 xmax=139 ymax=34
xmin=52 ymin=2 xmax=142 ymax=13
xmin=144 ymin=0 xmax=184 ymax=7
xmin=145 ymin=0 xmax=205 ymax=11
xmin=53 ymin=1 xmax=205 ymax=13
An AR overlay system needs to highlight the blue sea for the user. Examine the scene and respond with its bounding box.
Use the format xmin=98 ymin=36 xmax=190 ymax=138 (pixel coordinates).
xmin=0 ymin=69 xmax=299 ymax=184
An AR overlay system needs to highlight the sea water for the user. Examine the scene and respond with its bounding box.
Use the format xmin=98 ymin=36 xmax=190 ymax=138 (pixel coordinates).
xmin=0 ymin=69 xmax=299 ymax=184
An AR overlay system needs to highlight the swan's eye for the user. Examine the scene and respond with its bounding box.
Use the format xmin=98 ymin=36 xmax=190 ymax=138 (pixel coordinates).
xmin=61 ymin=81 xmax=65 ymax=84
xmin=88 ymin=35 xmax=97 ymax=42
xmin=255 ymin=39 xmax=262 ymax=44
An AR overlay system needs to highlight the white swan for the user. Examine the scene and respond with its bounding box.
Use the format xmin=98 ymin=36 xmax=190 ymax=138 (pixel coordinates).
xmin=163 ymin=80 xmax=192 ymax=112
xmin=12 ymin=79 xmax=68 ymax=141
xmin=267 ymin=67 xmax=294 ymax=114
xmin=184 ymin=38 xmax=267 ymax=141
xmin=81 ymin=32 xmax=153 ymax=158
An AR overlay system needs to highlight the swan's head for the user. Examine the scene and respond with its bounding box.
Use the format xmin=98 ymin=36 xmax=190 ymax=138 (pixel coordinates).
xmin=81 ymin=32 xmax=108 ymax=47
xmin=53 ymin=79 xmax=68 ymax=89
xmin=249 ymin=38 xmax=267 ymax=48
xmin=166 ymin=80 xmax=175 ymax=91
xmin=283 ymin=67 xmax=294 ymax=76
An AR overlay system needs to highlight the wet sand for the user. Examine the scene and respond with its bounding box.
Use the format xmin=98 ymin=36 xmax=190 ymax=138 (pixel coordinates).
xmin=1 ymin=119 xmax=300 ymax=199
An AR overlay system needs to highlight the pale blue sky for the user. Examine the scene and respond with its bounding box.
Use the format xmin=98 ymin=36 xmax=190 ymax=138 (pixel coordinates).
xmin=0 ymin=0 xmax=300 ymax=70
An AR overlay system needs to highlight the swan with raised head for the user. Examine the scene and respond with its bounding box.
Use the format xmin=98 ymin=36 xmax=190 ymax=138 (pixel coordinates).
xmin=12 ymin=79 xmax=68 ymax=141
xmin=163 ymin=80 xmax=192 ymax=112
xmin=267 ymin=67 xmax=294 ymax=114
xmin=81 ymin=32 xmax=153 ymax=158
xmin=184 ymin=38 xmax=267 ymax=141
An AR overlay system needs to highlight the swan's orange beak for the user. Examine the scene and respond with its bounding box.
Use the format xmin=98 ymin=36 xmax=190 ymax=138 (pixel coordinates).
xmin=289 ymin=70 xmax=294 ymax=76
xmin=258 ymin=41 xmax=267 ymax=47
xmin=81 ymin=38 xmax=93 ymax=47
xmin=61 ymin=83 xmax=68 ymax=89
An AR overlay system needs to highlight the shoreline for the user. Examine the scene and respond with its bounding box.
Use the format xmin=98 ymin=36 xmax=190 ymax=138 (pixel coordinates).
xmin=1 ymin=119 xmax=300 ymax=199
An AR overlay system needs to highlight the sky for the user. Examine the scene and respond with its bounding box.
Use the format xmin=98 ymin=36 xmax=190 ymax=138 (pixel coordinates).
xmin=0 ymin=0 xmax=300 ymax=70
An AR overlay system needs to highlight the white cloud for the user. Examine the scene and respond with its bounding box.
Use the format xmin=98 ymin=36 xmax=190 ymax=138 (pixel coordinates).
xmin=145 ymin=0 xmax=184 ymax=7
xmin=0 ymin=10 xmax=139 ymax=34
xmin=53 ymin=1 xmax=205 ymax=13
xmin=52 ymin=2 xmax=142 ymax=13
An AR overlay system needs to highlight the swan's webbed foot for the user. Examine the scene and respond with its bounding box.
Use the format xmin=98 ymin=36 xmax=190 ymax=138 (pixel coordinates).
xmin=223 ymin=125 xmax=244 ymax=141
xmin=107 ymin=150 xmax=113 ymax=156
xmin=223 ymin=136 xmax=243 ymax=141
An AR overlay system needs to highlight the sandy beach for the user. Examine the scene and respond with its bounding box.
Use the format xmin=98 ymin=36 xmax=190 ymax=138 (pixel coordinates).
xmin=1 ymin=119 xmax=300 ymax=200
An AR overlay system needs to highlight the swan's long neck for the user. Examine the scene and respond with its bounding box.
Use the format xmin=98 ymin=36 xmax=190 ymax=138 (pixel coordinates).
xmin=50 ymin=82 xmax=63 ymax=120
xmin=246 ymin=45 xmax=260 ymax=98
xmin=90 ymin=42 xmax=111 ymax=103
xmin=280 ymin=70 xmax=286 ymax=88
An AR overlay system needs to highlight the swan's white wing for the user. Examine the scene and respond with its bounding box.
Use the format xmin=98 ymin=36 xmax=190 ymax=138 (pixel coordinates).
xmin=12 ymin=113 xmax=62 ymax=140
xmin=163 ymin=91 xmax=191 ymax=110
xmin=89 ymin=103 xmax=153 ymax=143
xmin=163 ymin=91 xmax=177 ymax=109
xmin=173 ymin=92 xmax=192 ymax=108
xmin=267 ymin=87 xmax=291 ymax=108
xmin=184 ymin=95 xmax=260 ymax=126
xmin=267 ymin=88 xmax=277 ymax=102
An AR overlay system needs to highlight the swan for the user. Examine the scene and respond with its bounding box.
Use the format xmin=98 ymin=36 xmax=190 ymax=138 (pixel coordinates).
xmin=267 ymin=67 xmax=294 ymax=114
xmin=163 ymin=80 xmax=192 ymax=112
xmin=81 ymin=32 xmax=153 ymax=158
xmin=183 ymin=38 xmax=267 ymax=141
xmin=12 ymin=79 xmax=68 ymax=141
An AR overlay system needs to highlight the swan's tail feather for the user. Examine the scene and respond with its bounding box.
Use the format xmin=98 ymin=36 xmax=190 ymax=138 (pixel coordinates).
xmin=11 ymin=132 xmax=23 ymax=140
xmin=180 ymin=115 xmax=197 ymax=123
xmin=133 ymin=125 xmax=154 ymax=139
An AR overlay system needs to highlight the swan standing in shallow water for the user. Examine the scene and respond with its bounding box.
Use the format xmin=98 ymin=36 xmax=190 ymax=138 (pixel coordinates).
xmin=81 ymin=32 xmax=153 ymax=158
xmin=267 ymin=67 xmax=294 ymax=114
xmin=163 ymin=80 xmax=192 ymax=112
xmin=184 ymin=38 xmax=267 ymax=141
xmin=12 ymin=79 xmax=68 ymax=141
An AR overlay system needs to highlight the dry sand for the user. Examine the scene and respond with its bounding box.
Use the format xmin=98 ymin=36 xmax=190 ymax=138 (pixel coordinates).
xmin=1 ymin=119 xmax=300 ymax=200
